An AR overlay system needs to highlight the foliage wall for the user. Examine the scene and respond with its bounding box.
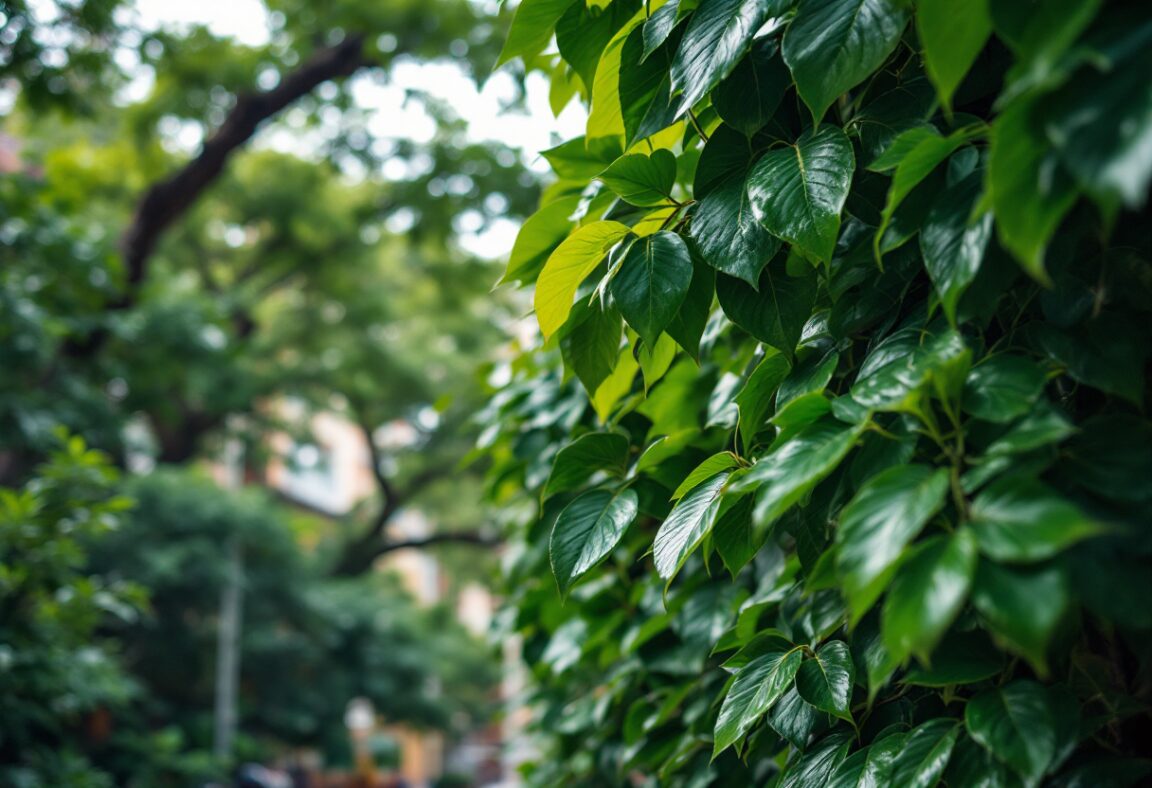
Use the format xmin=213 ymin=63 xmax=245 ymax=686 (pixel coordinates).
xmin=486 ymin=0 xmax=1152 ymax=784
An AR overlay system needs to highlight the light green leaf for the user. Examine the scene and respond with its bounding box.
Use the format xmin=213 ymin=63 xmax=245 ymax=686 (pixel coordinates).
xmin=743 ymin=418 xmax=866 ymax=537
xmin=795 ymin=640 xmax=855 ymax=722
xmin=836 ymin=464 xmax=950 ymax=625
xmin=502 ymin=195 xmax=582 ymax=285
xmin=638 ymin=332 xmax=679 ymax=391
xmin=965 ymin=681 xmax=1056 ymax=786
xmin=599 ymin=149 xmax=678 ymax=206
xmin=592 ymin=344 xmax=640 ymax=422
xmin=672 ymin=452 xmax=740 ymax=500
xmin=550 ymin=487 xmax=639 ymax=597
xmin=920 ymin=172 xmax=993 ymax=325
xmin=713 ymin=644 xmax=804 ymax=757
xmin=891 ymin=719 xmax=961 ymax=788
xmin=782 ymin=0 xmax=910 ymax=124
xmin=544 ymin=432 xmax=631 ymax=499
xmin=747 ymin=125 xmax=856 ymax=262
xmin=610 ymin=230 xmax=694 ymax=348
xmin=654 ymin=471 xmax=730 ymax=581
xmin=536 ymin=221 xmax=632 ymax=339
xmin=916 ymin=0 xmax=991 ymax=111
xmin=497 ymin=0 xmax=579 ymax=67
xmin=882 ymin=529 xmax=978 ymax=665
xmin=670 ymin=0 xmax=776 ymax=116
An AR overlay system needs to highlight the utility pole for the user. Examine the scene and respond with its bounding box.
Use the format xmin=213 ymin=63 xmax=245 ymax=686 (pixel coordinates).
xmin=213 ymin=436 xmax=245 ymax=764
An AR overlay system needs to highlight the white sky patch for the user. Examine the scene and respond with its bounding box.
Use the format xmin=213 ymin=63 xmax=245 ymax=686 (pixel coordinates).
xmin=132 ymin=0 xmax=587 ymax=258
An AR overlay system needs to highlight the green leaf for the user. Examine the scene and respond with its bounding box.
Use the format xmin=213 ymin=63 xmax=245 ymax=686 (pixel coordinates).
xmin=970 ymin=478 xmax=1102 ymax=563
xmin=747 ymin=125 xmax=856 ymax=262
xmin=972 ymin=560 xmax=1070 ymax=674
xmin=716 ymin=263 xmax=818 ymax=357
xmin=610 ymin=230 xmax=694 ymax=348
xmin=620 ymin=24 xmax=683 ymax=146
xmin=498 ymin=0 xmax=578 ymax=67
xmin=670 ymin=0 xmax=776 ymax=116
xmin=782 ymin=0 xmax=910 ymax=124
xmin=713 ymin=493 xmax=758 ymax=575
xmin=642 ymin=0 xmax=681 ymax=60
xmin=638 ymin=332 xmax=679 ymax=391
xmin=920 ymin=172 xmax=993 ymax=325
xmin=588 ymin=30 xmax=632 ymax=142
xmin=599 ymin=150 xmax=678 ymax=206
xmin=556 ymin=0 xmax=639 ymax=90
xmin=713 ymin=40 xmax=791 ymax=136
xmin=713 ymin=644 xmax=804 ymax=756
xmin=795 ymin=640 xmax=855 ymax=722
xmin=778 ymin=349 xmax=839 ymax=410
xmin=692 ymin=171 xmax=782 ymax=287
xmin=672 ymin=452 xmax=740 ymax=500
xmin=983 ymin=400 xmax=1074 ymax=458
xmin=560 ymin=302 xmax=623 ymax=395
xmin=769 ymin=686 xmax=823 ymax=749
xmin=881 ymin=529 xmax=978 ymax=665
xmin=962 ymin=355 xmax=1047 ymax=423
xmin=916 ymin=0 xmax=991 ymax=111
xmin=852 ymin=328 xmax=968 ymax=412
xmin=743 ymin=418 xmax=866 ymax=537
xmin=1044 ymin=48 xmax=1152 ymax=210
xmin=836 ymin=464 xmax=950 ymax=625
xmin=902 ymin=630 xmax=1004 ymax=687
xmin=770 ymin=391 xmax=832 ymax=444
xmin=664 ymin=246 xmax=716 ymax=360
xmin=550 ymin=488 xmax=639 ymax=597
xmin=873 ymin=126 xmax=983 ymax=262
xmin=592 ymin=344 xmax=640 ymax=422
xmin=536 ymin=221 xmax=632 ymax=339
xmin=891 ymin=719 xmax=960 ymax=788
xmin=653 ymin=471 xmax=730 ymax=581
xmin=780 ymin=731 xmax=854 ymax=788
xmin=502 ymin=196 xmax=582 ymax=285
xmin=826 ymin=734 xmax=905 ymax=788
xmin=988 ymin=96 xmax=1079 ymax=282
xmin=544 ymin=432 xmax=631 ymax=499
xmin=965 ymin=681 xmax=1056 ymax=786
xmin=735 ymin=350 xmax=792 ymax=449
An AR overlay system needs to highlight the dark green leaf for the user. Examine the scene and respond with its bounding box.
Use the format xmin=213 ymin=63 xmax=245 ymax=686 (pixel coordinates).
xmin=599 ymin=150 xmax=678 ymax=206
xmin=780 ymin=731 xmax=854 ymax=788
xmin=902 ymin=630 xmax=1004 ymax=687
xmin=670 ymin=0 xmax=776 ymax=115
xmin=920 ymin=172 xmax=993 ymax=325
xmin=782 ymin=0 xmax=910 ymax=123
xmin=891 ymin=719 xmax=960 ymax=788
xmin=692 ymin=174 xmax=782 ymax=287
xmin=713 ymin=493 xmax=758 ymax=575
xmin=965 ymin=681 xmax=1056 ymax=785
xmin=611 ymin=230 xmax=694 ymax=348
xmin=713 ymin=643 xmax=804 ymax=756
xmin=916 ymin=0 xmax=991 ymax=110
xmin=795 ymin=640 xmax=855 ymax=722
xmin=735 ymin=350 xmax=792 ymax=448
xmin=713 ymin=40 xmax=791 ymax=136
xmin=971 ymin=560 xmax=1070 ymax=674
xmin=747 ymin=125 xmax=856 ymax=262
xmin=560 ymin=303 xmax=623 ymax=395
xmin=654 ymin=471 xmax=730 ymax=581
xmin=962 ymin=354 xmax=1047 ymax=423
xmin=544 ymin=432 xmax=631 ymax=499
xmin=826 ymin=734 xmax=905 ymax=788
xmin=882 ymin=529 xmax=978 ymax=665
xmin=716 ymin=263 xmax=818 ymax=357
xmin=550 ymin=487 xmax=639 ymax=596
xmin=664 ymin=246 xmax=716 ymax=360
xmin=557 ymin=0 xmax=640 ymax=90
xmin=970 ymin=477 xmax=1102 ymax=563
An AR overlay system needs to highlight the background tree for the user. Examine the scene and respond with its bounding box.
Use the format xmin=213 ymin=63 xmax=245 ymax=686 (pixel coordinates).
xmin=483 ymin=0 xmax=1152 ymax=784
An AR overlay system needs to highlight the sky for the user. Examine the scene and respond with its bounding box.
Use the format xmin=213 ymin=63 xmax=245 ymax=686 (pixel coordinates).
xmin=131 ymin=0 xmax=587 ymax=258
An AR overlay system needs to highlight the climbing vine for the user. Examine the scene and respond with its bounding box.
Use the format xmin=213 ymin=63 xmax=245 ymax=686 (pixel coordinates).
xmin=482 ymin=0 xmax=1152 ymax=784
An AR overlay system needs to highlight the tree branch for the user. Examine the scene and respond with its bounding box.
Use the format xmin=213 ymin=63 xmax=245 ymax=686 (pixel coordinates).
xmin=330 ymin=530 xmax=500 ymax=577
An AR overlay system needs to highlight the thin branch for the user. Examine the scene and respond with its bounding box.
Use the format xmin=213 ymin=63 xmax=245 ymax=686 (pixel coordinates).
xmin=329 ymin=530 xmax=500 ymax=576
xmin=377 ymin=531 xmax=500 ymax=555
xmin=357 ymin=418 xmax=398 ymax=514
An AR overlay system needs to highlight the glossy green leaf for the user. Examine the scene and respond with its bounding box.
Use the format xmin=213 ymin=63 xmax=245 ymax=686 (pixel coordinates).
xmin=550 ymin=487 xmax=639 ymax=597
xmin=735 ymin=350 xmax=792 ymax=448
xmin=610 ymin=230 xmax=694 ymax=348
xmin=498 ymin=0 xmax=579 ymax=67
xmin=962 ymin=355 xmax=1047 ymax=423
xmin=795 ymin=640 xmax=855 ymax=722
xmin=560 ymin=302 xmax=623 ymax=395
xmin=716 ymin=264 xmax=818 ymax=357
xmin=713 ymin=493 xmax=758 ymax=575
xmin=654 ymin=471 xmax=730 ymax=581
xmin=620 ymin=24 xmax=682 ymax=145
xmin=826 ymin=734 xmax=905 ymax=788
xmin=916 ymin=0 xmax=991 ymax=111
xmin=599 ymin=150 xmax=678 ymax=206
xmin=642 ymin=0 xmax=681 ymax=60
xmin=768 ymin=686 xmax=823 ymax=749
xmin=672 ymin=452 xmax=740 ymax=500
xmin=544 ymin=432 xmax=631 ymax=499
xmin=744 ymin=418 xmax=866 ymax=536
xmin=502 ymin=195 xmax=582 ymax=285
xmin=970 ymin=478 xmax=1102 ymax=563
xmin=556 ymin=0 xmax=639 ymax=90
xmin=713 ymin=644 xmax=804 ymax=756
xmin=836 ymin=464 xmax=950 ymax=625
xmin=920 ymin=172 xmax=993 ymax=325
xmin=891 ymin=719 xmax=961 ymax=788
xmin=965 ymin=681 xmax=1056 ymax=786
xmin=971 ymin=560 xmax=1070 ymax=674
xmin=747 ymin=125 xmax=856 ymax=262
xmin=782 ymin=0 xmax=910 ymax=124
xmin=780 ymin=731 xmax=854 ymax=788
xmin=536 ymin=221 xmax=632 ymax=339
xmin=713 ymin=40 xmax=791 ymax=136
xmin=882 ymin=529 xmax=978 ymax=665
xmin=670 ymin=0 xmax=776 ymax=116
xmin=902 ymin=630 xmax=1004 ymax=687
xmin=664 ymin=247 xmax=716 ymax=360
xmin=852 ymin=328 xmax=969 ymax=412
xmin=692 ymin=172 xmax=782 ymax=287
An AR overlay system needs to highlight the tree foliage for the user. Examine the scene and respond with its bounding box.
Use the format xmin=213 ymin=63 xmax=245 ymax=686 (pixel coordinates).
xmin=486 ymin=0 xmax=1152 ymax=784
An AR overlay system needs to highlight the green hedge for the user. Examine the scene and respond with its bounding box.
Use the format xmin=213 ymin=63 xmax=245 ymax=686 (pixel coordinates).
xmin=482 ymin=0 xmax=1152 ymax=784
